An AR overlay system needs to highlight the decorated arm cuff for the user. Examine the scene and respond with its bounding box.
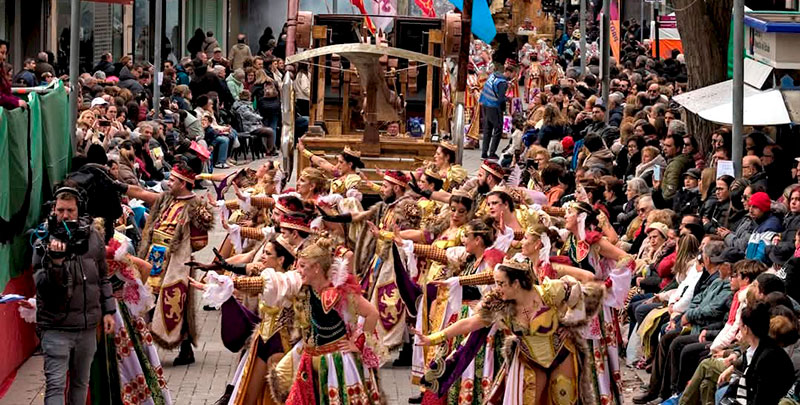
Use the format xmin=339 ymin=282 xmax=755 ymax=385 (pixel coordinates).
xmin=250 ymin=195 xmax=274 ymax=209
xmin=241 ymin=226 xmax=267 ymax=240
xmin=458 ymin=271 xmax=495 ymax=286
xmin=232 ymin=276 xmax=265 ymax=295
xmin=224 ymin=200 xmax=240 ymax=210
xmin=413 ymin=244 xmax=448 ymax=263
xmin=378 ymin=230 xmax=394 ymax=241
xmin=302 ymin=149 xmax=315 ymax=159
xmin=428 ymin=331 xmax=447 ymax=346
xmin=369 ymin=182 xmax=381 ymax=192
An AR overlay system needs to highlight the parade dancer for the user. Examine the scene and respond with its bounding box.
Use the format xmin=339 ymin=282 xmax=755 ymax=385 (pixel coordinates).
xmin=194 ymin=236 xmax=387 ymax=405
xmin=116 ymin=157 xmax=215 ymax=365
xmin=416 ymin=257 xmax=607 ymax=405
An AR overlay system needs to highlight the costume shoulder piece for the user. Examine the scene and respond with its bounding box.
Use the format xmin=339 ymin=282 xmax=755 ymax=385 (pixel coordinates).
xmin=447 ymin=165 xmax=468 ymax=187
xmin=478 ymin=290 xmax=514 ymax=326
xmin=585 ymin=230 xmax=603 ymax=245
xmin=186 ymin=195 xmax=215 ymax=233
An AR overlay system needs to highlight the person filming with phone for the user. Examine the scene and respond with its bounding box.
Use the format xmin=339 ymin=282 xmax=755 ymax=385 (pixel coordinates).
xmin=27 ymin=181 xmax=116 ymax=405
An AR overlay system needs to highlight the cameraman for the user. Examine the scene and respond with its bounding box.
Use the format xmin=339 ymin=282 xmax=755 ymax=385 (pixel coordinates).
xmin=32 ymin=182 xmax=116 ymax=405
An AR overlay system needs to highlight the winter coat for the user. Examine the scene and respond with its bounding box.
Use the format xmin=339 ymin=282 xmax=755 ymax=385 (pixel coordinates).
xmin=226 ymin=73 xmax=244 ymax=101
xmin=684 ymin=272 xmax=731 ymax=334
xmin=746 ymin=213 xmax=783 ymax=263
xmin=653 ymin=186 xmax=701 ymax=216
xmin=743 ymin=338 xmax=795 ymax=405
xmin=748 ymin=171 xmax=769 ymax=194
xmin=725 ymin=215 xmax=756 ymax=254
xmin=117 ymin=154 xmax=139 ymax=186
xmin=228 ymin=43 xmax=252 ymax=70
xmin=0 ymin=74 xmax=21 ymax=109
xmin=183 ymin=112 xmax=204 ymax=141
xmin=701 ymin=197 xmax=738 ymax=234
xmin=118 ymin=67 xmax=144 ymax=96
xmin=202 ymin=36 xmax=220 ymax=55
xmin=175 ymin=65 xmax=191 ymax=86
xmin=661 ymin=153 xmax=692 ymax=200
xmin=608 ymin=105 xmax=623 ymax=127
xmin=232 ymin=100 xmax=263 ymax=133
xmin=582 ymin=148 xmax=614 ymax=173
xmin=12 ymin=69 xmax=37 ymax=87
xmin=34 ymin=61 xmax=55 ymax=83
xmin=538 ymin=124 xmax=565 ymax=148
xmin=92 ymin=60 xmax=116 ymax=77
xmin=33 ymin=225 xmax=116 ymax=330
xmin=772 ymin=212 xmax=800 ymax=259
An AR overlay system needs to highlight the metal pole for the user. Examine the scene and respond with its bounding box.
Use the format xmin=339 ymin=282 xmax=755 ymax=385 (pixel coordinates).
xmin=640 ymin=0 xmax=644 ymax=41
xmin=579 ymin=0 xmax=586 ymax=75
xmin=153 ymin=0 xmax=162 ymax=119
xmin=286 ymin=0 xmax=299 ymax=57
xmin=563 ymin=0 xmax=568 ymax=27
xmin=453 ymin=0 xmax=473 ymax=165
xmin=68 ymin=0 xmax=80 ymax=146
xmin=732 ymin=0 xmax=744 ymax=177
xmin=601 ymin=0 xmax=610 ymax=121
xmin=654 ymin=6 xmax=660 ymax=59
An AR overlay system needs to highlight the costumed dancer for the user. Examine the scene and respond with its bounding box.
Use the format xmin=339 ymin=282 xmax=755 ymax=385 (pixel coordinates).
xmin=382 ymin=190 xmax=474 ymax=401
xmin=92 ymin=232 xmax=173 ymax=404
xmin=403 ymin=219 xmax=506 ymax=404
xmin=297 ymin=142 xmax=366 ymax=198
xmin=421 ymin=141 xmax=468 ymax=193
xmin=195 ymin=236 xmax=387 ymax=405
xmin=116 ymin=157 xmax=215 ymax=365
xmin=557 ymin=202 xmax=635 ymax=404
xmin=193 ymin=234 xmax=298 ymax=405
xmin=321 ymin=170 xmax=422 ymax=351
xmin=416 ymin=257 xmax=607 ymax=405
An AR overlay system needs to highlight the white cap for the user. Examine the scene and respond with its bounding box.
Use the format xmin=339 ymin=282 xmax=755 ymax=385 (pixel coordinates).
xmin=91 ymin=97 xmax=109 ymax=107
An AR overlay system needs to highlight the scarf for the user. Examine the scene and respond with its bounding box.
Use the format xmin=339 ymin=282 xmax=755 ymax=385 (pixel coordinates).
xmin=635 ymin=154 xmax=667 ymax=178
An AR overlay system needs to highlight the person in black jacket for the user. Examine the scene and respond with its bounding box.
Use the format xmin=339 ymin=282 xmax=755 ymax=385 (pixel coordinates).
xmin=721 ymin=302 xmax=795 ymax=405
xmin=653 ymin=168 xmax=701 ymax=216
xmin=27 ymin=182 xmax=116 ymax=405
xmin=92 ymin=52 xmax=116 ymax=77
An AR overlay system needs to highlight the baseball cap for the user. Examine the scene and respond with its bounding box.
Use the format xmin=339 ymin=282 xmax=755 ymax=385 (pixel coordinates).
xmin=709 ymin=247 xmax=744 ymax=264
xmin=91 ymin=97 xmax=109 ymax=107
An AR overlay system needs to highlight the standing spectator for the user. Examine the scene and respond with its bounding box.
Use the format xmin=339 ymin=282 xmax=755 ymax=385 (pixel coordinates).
xmin=607 ymin=92 xmax=625 ymax=127
xmin=202 ymin=31 xmax=220 ymax=56
xmin=118 ymin=64 xmax=144 ymax=97
xmin=34 ymin=51 xmax=56 ymax=83
xmin=116 ymin=140 xmax=140 ymax=185
xmin=12 ymin=58 xmax=37 ymax=87
xmin=479 ymin=64 xmax=515 ymax=159
xmin=210 ymin=48 xmax=230 ymax=73
xmin=659 ymin=133 xmax=692 ymax=200
xmin=258 ymin=27 xmax=274 ymax=55
xmin=294 ymin=63 xmax=310 ymax=117
xmin=186 ymin=28 xmax=205 ymax=59
xmin=176 ymin=58 xmax=192 ymax=85
xmin=252 ymin=70 xmax=281 ymax=138
xmin=229 ymin=34 xmax=252 ymax=70
xmin=30 ymin=183 xmax=116 ymax=405
xmin=93 ymin=52 xmax=116 ymax=77
xmin=0 ymin=63 xmax=27 ymax=109
xmin=0 ymin=39 xmax=7 ymax=63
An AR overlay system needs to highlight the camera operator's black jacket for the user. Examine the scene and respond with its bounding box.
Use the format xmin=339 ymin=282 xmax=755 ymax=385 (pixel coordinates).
xmin=32 ymin=226 xmax=116 ymax=330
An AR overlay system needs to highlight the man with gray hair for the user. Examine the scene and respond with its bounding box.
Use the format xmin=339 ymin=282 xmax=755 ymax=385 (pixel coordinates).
xmin=608 ymin=92 xmax=625 ymax=127
xmin=667 ymin=119 xmax=687 ymax=138
xmin=35 ymin=51 xmax=56 ymax=83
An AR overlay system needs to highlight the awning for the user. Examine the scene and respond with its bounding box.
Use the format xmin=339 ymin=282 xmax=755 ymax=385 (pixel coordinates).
xmin=672 ymin=77 xmax=794 ymax=126
xmin=696 ymin=89 xmax=790 ymax=126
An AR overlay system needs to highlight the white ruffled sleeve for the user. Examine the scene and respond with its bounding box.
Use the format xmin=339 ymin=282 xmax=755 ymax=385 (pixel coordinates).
xmin=259 ymin=269 xmax=303 ymax=307
xmin=18 ymin=298 xmax=37 ymax=323
xmin=201 ymin=271 xmax=235 ymax=309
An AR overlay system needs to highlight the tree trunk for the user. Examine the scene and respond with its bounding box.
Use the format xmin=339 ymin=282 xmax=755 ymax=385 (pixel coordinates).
xmin=673 ymin=0 xmax=733 ymax=154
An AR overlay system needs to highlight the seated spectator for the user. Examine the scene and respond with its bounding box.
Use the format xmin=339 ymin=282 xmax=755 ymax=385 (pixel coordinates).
xmin=201 ymin=112 xmax=230 ymax=169
xmin=232 ymin=90 xmax=277 ymax=156
xmin=746 ymin=191 xmax=783 ymax=263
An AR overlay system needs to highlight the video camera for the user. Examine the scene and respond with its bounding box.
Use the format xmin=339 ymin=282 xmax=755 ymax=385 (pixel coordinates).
xmin=43 ymin=215 xmax=92 ymax=258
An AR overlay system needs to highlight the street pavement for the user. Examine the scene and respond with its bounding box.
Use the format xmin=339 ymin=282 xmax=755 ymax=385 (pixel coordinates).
xmin=0 ymin=143 xmax=645 ymax=404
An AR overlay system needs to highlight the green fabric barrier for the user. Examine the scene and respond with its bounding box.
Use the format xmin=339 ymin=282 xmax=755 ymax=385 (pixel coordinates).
xmin=40 ymin=82 xmax=72 ymax=190
xmin=0 ymin=82 xmax=71 ymax=291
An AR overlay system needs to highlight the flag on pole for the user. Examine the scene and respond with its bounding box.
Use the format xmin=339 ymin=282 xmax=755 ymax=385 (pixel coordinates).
xmin=447 ymin=0 xmax=496 ymax=44
xmin=350 ymin=0 xmax=377 ymax=33
xmin=415 ymin=0 xmax=436 ymax=17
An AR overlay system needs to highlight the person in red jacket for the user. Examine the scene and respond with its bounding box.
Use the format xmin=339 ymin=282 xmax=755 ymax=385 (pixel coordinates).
xmin=0 ymin=63 xmax=27 ymax=110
